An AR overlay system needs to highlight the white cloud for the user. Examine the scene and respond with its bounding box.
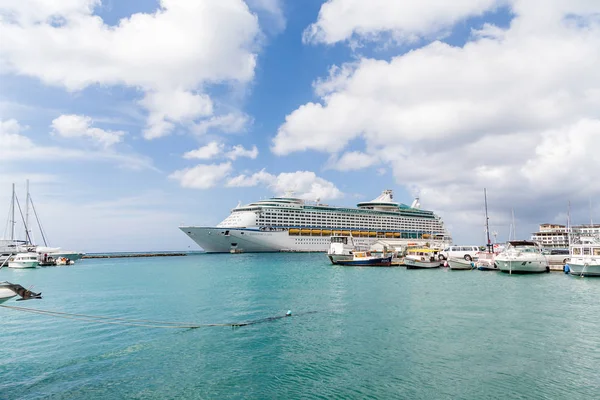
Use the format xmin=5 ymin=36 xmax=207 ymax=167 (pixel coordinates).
xmin=193 ymin=112 xmax=251 ymax=136
xmin=182 ymin=142 xmax=258 ymax=160
xmin=139 ymin=90 xmax=213 ymax=139
xmin=0 ymin=118 xmax=154 ymax=170
xmin=227 ymin=169 xmax=343 ymax=200
xmin=246 ymin=0 xmax=286 ymax=33
xmin=275 ymin=1 xmax=600 ymax=242
xmin=169 ymin=162 xmax=233 ymax=189
xmin=51 ymin=114 xmax=125 ymax=147
xmin=326 ymin=151 xmax=378 ymax=171
xmin=183 ymin=141 xmax=224 ymax=160
xmin=0 ymin=0 xmax=259 ymax=139
xmin=0 ymin=118 xmax=34 ymax=149
xmin=304 ymin=0 xmax=501 ymax=45
xmin=226 ymin=144 xmax=259 ymax=160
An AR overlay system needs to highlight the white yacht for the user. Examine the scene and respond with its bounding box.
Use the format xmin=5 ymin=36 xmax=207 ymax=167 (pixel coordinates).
xmin=8 ymin=253 xmax=40 ymax=269
xmin=567 ymin=235 xmax=600 ymax=277
xmin=495 ymin=241 xmax=549 ymax=274
xmin=181 ymin=190 xmax=452 ymax=253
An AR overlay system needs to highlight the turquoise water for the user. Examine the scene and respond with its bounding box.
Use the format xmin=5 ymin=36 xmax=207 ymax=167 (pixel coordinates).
xmin=1 ymin=253 xmax=599 ymax=399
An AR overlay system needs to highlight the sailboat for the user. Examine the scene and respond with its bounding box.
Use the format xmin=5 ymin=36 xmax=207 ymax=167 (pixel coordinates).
xmin=1 ymin=181 xmax=85 ymax=265
xmin=476 ymin=188 xmax=499 ymax=271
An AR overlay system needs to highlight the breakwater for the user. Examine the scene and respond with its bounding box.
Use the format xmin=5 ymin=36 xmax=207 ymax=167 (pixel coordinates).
xmin=82 ymin=253 xmax=187 ymax=259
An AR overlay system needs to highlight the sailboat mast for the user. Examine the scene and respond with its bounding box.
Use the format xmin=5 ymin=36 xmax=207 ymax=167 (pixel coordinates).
xmin=484 ymin=188 xmax=491 ymax=253
xmin=25 ymin=179 xmax=30 ymax=245
xmin=10 ymin=183 xmax=15 ymax=241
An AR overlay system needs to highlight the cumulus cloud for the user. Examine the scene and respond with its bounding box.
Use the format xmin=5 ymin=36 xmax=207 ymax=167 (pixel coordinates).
xmin=304 ymin=0 xmax=501 ymax=45
xmin=182 ymin=142 xmax=258 ymax=160
xmin=227 ymin=170 xmax=343 ymax=200
xmin=0 ymin=0 xmax=260 ymax=139
xmin=183 ymin=141 xmax=224 ymax=160
xmin=0 ymin=119 xmax=33 ymax=149
xmin=275 ymin=0 xmax=600 ymax=242
xmin=169 ymin=162 xmax=233 ymax=189
xmin=193 ymin=113 xmax=251 ymax=136
xmin=226 ymin=144 xmax=259 ymax=160
xmin=51 ymin=114 xmax=125 ymax=147
xmin=326 ymin=151 xmax=378 ymax=171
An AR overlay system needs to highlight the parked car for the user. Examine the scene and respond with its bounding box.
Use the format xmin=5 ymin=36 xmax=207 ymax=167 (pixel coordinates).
xmin=542 ymin=248 xmax=570 ymax=265
xmin=439 ymin=245 xmax=480 ymax=261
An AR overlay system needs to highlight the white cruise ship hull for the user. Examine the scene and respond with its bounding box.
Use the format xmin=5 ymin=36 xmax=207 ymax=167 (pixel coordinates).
xmin=180 ymin=227 xmax=383 ymax=253
xmin=496 ymin=259 xmax=547 ymax=273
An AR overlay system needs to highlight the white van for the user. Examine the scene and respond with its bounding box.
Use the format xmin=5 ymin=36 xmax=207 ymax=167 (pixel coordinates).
xmin=440 ymin=245 xmax=480 ymax=261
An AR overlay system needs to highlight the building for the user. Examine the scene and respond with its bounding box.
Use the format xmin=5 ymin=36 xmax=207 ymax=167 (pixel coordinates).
xmin=531 ymin=223 xmax=600 ymax=248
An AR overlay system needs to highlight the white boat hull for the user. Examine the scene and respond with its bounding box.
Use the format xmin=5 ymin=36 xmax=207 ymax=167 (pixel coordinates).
xmin=496 ymin=259 xmax=547 ymax=273
xmin=0 ymin=287 xmax=16 ymax=303
xmin=8 ymin=260 xmax=39 ymax=269
xmin=447 ymin=258 xmax=474 ymax=270
xmin=405 ymin=257 xmax=440 ymax=269
xmin=568 ymin=262 xmax=600 ymax=277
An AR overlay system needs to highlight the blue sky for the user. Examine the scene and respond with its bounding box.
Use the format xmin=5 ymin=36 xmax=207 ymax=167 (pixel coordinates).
xmin=1 ymin=0 xmax=599 ymax=252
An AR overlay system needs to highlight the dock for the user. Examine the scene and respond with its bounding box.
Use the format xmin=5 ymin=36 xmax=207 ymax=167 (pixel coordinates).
xmin=82 ymin=253 xmax=188 ymax=259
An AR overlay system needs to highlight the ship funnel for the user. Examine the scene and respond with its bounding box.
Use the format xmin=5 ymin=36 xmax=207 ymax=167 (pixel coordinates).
xmin=410 ymin=197 xmax=421 ymax=209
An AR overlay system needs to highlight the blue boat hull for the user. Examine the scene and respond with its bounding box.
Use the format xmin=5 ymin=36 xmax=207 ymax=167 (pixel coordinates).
xmin=336 ymin=256 xmax=392 ymax=267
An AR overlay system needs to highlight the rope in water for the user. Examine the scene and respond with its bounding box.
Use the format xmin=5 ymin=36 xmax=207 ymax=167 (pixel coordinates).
xmin=0 ymin=304 xmax=313 ymax=329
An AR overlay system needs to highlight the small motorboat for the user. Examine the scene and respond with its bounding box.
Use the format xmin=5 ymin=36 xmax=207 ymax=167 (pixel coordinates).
xmin=335 ymin=251 xmax=392 ymax=267
xmin=55 ymin=257 xmax=75 ymax=266
xmin=447 ymin=257 xmax=475 ymax=270
xmin=8 ymin=252 xmax=40 ymax=269
xmin=404 ymin=248 xmax=442 ymax=269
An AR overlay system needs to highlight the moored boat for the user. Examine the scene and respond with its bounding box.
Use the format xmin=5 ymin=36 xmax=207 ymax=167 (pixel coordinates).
xmin=0 ymin=281 xmax=42 ymax=303
xmin=335 ymin=251 xmax=392 ymax=267
xmin=495 ymin=241 xmax=548 ymax=274
xmin=567 ymin=235 xmax=600 ymax=277
xmin=447 ymin=257 xmax=475 ymax=270
xmin=8 ymin=253 xmax=39 ymax=269
xmin=404 ymin=248 xmax=441 ymax=269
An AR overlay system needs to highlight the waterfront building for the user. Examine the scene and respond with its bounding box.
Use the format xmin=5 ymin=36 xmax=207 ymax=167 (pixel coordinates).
xmin=531 ymin=223 xmax=600 ymax=248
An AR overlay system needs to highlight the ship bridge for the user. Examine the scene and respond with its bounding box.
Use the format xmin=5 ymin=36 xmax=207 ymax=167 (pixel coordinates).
xmin=357 ymin=190 xmax=410 ymax=212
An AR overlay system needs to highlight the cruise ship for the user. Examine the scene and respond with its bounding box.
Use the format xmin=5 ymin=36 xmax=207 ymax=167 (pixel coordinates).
xmin=180 ymin=190 xmax=452 ymax=253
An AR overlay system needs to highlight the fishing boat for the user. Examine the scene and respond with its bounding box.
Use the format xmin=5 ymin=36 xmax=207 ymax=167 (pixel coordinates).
xmin=8 ymin=253 xmax=40 ymax=269
xmin=404 ymin=248 xmax=441 ymax=269
xmin=447 ymin=257 xmax=475 ymax=270
xmin=327 ymin=235 xmax=357 ymax=264
xmin=567 ymin=235 xmax=600 ymax=277
xmin=495 ymin=241 xmax=549 ymax=274
xmin=335 ymin=251 xmax=392 ymax=267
